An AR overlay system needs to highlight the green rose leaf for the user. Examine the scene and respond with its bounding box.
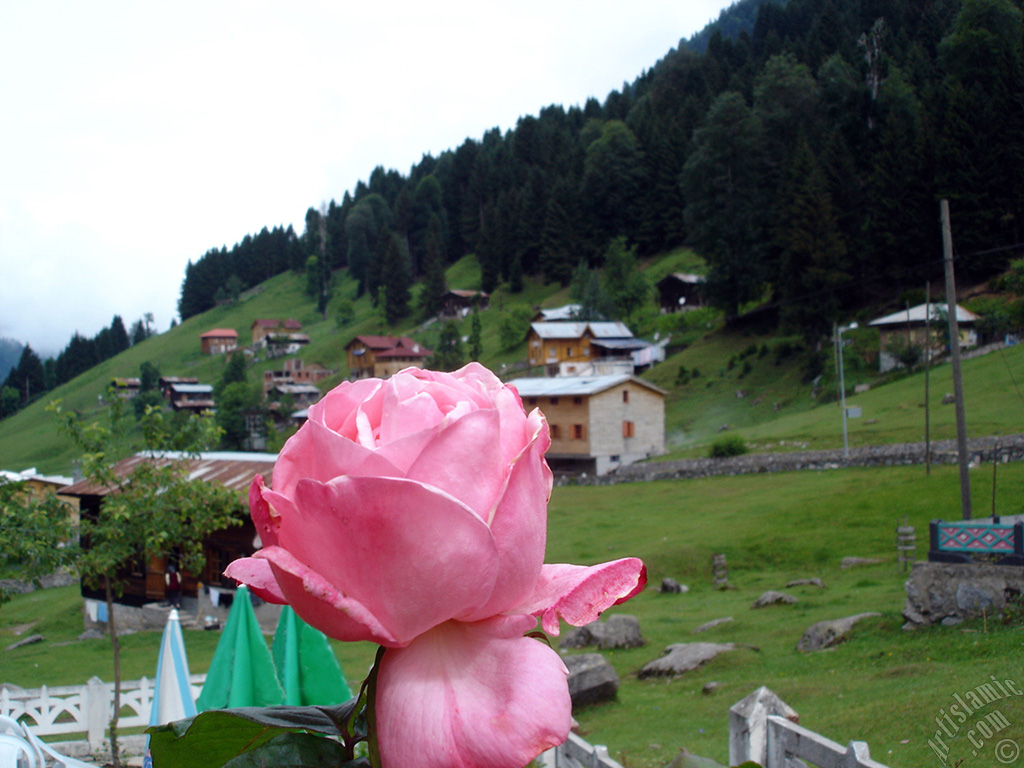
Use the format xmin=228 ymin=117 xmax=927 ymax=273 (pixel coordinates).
xmin=148 ymin=701 xmax=362 ymax=768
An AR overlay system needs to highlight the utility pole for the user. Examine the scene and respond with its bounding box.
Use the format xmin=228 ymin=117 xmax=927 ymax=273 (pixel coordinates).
xmin=924 ymin=281 xmax=931 ymax=475
xmin=941 ymin=200 xmax=971 ymax=519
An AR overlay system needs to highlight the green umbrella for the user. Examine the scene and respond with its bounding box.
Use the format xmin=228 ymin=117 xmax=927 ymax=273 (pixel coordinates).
xmin=196 ymin=586 xmax=284 ymax=711
xmin=272 ymin=605 xmax=352 ymax=705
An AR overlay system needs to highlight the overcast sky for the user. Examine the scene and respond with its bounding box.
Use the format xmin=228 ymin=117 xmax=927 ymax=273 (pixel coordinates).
xmin=0 ymin=1 xmax=729 ymax=357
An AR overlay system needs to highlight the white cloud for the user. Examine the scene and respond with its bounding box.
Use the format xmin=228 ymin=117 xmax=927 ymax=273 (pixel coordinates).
xmin=0 ymin=0 xmax=726 ymax=354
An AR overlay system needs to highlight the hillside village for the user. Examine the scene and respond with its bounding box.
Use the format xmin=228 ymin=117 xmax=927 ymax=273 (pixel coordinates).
xmin=3 ymin=0 xmax=1024 ymax=765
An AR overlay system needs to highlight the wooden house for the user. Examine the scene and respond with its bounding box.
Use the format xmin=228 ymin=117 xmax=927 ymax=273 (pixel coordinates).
xmin=526 ymin=321 xmax=636 ymax=374
xmin=110 ymin=377 xmax=141 ymax=399
xmin=868 ymin=303 xmax=979 ymax=372
xmin=251 ymin=318 xmax=302 ymax=347
xmin=509 ymin=375 xmax=665 ymax=476
xmin=168 ymin=383 xmax=215 ymax=412
xmin=439 ymin=290 xmax=489 ymax=317
xmin=200 ymin=328 xmax=238 ymax=355
xmin=656 ymin=273 xmax=706 ymax=313
xmin=0 ymin=468 xmax=80 ymax=526
xmin=159 ymin=376 xmax=199 ymax=400
xmin=59 ymin=452 xmax=278 ymax=610
xmin=263 ymin=358 xmax=335 ymax=394
xmin=345 ymin=335 xmax=432 ymax=379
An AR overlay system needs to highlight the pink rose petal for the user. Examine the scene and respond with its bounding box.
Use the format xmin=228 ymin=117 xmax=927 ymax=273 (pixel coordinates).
xmin=279 ymin=476 xmax=501 ymax=645
xmin=513 ymin=559 xmax=648 ymax=635
xmin=377 ymin=618 xmax=571 ymax=768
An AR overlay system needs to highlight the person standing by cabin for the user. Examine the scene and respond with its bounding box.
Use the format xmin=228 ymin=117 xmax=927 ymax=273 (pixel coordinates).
xmin=165 ymin=564 xmax=181 ymax=609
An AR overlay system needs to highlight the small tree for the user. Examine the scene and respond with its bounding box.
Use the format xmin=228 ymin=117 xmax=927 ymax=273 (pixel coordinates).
xmin=431 ymin=320 xmax=465 ymax=371
xmin=0 ymin=481 xmax=77 ymax=607
xmin=469 ymin=309 xmax=483 ymax=361
xmin=498 ymin=305 xmax=534 ymax=351
xmin=50 ymin=396 xmax=243 ymax=768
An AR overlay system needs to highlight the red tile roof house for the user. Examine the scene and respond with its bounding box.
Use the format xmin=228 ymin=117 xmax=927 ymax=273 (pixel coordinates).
xmin=199 ymin=328 xmax=238 ymax=355
xmin=251 ymin=318 xmax=303 ymax=347
xmin=345 ymin=335 xmax=432 ymax=379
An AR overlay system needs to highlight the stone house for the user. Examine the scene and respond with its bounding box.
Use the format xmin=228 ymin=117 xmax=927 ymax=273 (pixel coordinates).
xmin=199 ymin=328 xmax=238 ymax=355
xmin=869 ymin=303 xmax=979 ymax=372
xmin=507 ymin=374 xmax=666 ymax=476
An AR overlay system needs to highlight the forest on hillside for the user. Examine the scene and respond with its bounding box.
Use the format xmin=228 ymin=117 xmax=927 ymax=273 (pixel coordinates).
xmin=177 ymin=0 xmax=1023 ymax=343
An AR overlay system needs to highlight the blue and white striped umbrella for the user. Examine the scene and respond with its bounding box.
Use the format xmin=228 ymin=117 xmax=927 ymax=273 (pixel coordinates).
xmin=150 ymin=608 xmax=197 ymax=727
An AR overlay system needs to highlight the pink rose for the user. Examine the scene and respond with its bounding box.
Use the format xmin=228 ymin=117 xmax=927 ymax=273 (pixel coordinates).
xmin=226 ymin=363 xmax=645 ymax=768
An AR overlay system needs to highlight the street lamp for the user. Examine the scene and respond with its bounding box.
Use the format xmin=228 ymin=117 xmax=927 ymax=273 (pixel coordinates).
xmin=835 ymin=322 xmax=858 ymax=459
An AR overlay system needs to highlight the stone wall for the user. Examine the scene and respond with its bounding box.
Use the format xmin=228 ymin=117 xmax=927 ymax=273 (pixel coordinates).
xmin=903 ymin=561 xmax=1024 ymax=628
xmin=556 ymin=434 xmax=1024 ymax=486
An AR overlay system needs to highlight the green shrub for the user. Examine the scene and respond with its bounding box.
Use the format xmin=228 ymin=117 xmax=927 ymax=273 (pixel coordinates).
xmin=709 ymin=434 xmax=748 ymax=458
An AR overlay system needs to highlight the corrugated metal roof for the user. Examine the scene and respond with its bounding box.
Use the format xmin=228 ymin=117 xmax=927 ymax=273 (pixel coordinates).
xmin=869 ymin=303 xmax=978 ymax=327
xmin=508 ymin=375 xmax=666 ymax=397
xmin=590 ymin=338 xmax=650 ymax=351
xmin=530 ymin=321 xmax=634 ymax=340
xmin=60 ymin=451 xmax=278 ymax=497
xmin=171 ymin=383 xmax=214 ymax=393
xmin=535 ymin=305 xmax=582 ymax=321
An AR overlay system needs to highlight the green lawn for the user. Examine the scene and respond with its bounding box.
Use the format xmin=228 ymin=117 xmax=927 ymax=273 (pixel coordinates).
xmin=3 ymin=461 xmax=1022 ymax=767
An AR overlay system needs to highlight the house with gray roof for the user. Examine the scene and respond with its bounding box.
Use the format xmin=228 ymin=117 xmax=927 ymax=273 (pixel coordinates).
xmin=508 ymin=374 xmax=666 ymax=476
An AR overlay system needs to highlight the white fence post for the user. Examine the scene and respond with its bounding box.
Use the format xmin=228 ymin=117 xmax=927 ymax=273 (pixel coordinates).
xmin=728 ymin=685 xmax=799 ymax=766
xmin=85 ymin=677 xmax=110 ymax=749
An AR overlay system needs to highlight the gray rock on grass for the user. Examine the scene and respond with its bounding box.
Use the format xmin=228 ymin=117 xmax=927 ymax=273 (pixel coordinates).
xmin=751 ymin=590 xmax=797 ymax=608
xmin=797 ymin=612 xmax=881 ymax=652
xmin=639 ymin=642 xmax=735 ymax=678
xmin=560 ymin=614 xmax=645 ymax=650
xmin=565 ymin=653 xmax=620 ymax=707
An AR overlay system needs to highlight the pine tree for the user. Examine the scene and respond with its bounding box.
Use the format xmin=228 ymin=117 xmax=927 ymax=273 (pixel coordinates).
xmin=381 ymin=234 xmax=412 ymax=324
xmin=777 ymin=140 xmax=848 ymax=345
xmin=469 ymin=309 xmax=483 ymax=361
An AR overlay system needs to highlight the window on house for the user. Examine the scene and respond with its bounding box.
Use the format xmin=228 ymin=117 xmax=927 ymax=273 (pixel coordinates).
xmin=573 ymin=424 xmax=584 ymax=439
xmin=573 ymin=396 xmax=583 ymax=406
xmin=550 ymin=424 xmax=561 ymax=439
xmin=527 ymin=397 xmax=537 ymax=406
xmin=623 ymin=390 xmax=630 ymax=403
xmin=622 ymin=420 xmax=635 ymax=438
xmin=549 ymin=347 xmax=556 ymax=357
xmin=549 ymin=397 xmax=559 ymax=405
xmin=583 ymin=346 xmax=590 ymax=356
xmin=567 ymin=347 xmax=573 ymax=357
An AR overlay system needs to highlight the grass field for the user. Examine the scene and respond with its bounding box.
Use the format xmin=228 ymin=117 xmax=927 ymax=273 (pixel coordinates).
xmin=3 ymin=461 xmax=1023 ymax=768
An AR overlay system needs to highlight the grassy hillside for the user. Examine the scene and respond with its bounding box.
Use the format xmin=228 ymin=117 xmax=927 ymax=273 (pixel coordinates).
xmin=0 ymin=258 xmax=568 ymax=473
xmin=3 ymin=461 xmax=1022 ymax=767
xmin=2 ymin=249 xmax=1022 ymax=475
xmin=649 ymin=326 xmax=1024 ymax=458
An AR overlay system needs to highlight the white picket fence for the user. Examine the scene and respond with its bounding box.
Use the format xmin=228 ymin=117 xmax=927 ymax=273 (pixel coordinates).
xmin=0 ymin=674 xmax=206 ymax=749
xmin=730 ymin=686 xmax=890 ymax=768
xmin=1 ymin=679 xmax=887 ymax=768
